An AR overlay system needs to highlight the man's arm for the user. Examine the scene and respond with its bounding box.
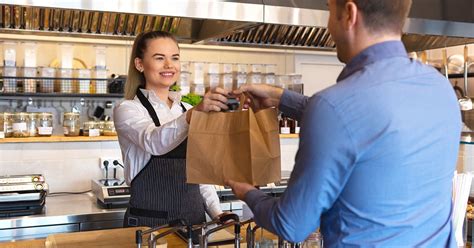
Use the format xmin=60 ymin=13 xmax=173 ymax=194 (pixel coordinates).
xmin=278 ymin=89 xmax=310 ymax=121
xmin=245 ymin=95 xmax=357 ymax=242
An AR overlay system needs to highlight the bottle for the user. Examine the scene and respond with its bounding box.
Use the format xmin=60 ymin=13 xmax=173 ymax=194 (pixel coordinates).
xmin=294 ymin=119 xmax=300 ymax=134
xmin=279 ymin=115 xmax=290 ymax=134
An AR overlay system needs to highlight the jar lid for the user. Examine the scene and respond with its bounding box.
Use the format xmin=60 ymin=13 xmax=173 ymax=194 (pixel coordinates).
xmin=28 ymin=113 xmax=38 ymax=117
xmin=84 ymin=121 xmax=96 ymax=125
xmin=64 ymin=112 xmax=80 ymax=116
xmin=39 ymin=112 xmax=53 ymax=117
xmin=3 ymin=112 xmax=13 ymax=117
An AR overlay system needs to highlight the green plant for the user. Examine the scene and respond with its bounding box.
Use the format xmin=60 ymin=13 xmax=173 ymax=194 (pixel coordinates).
xmin=170 ymin=85 xmax=202 ymax=106
xmin=182 ymin=93 xmax=203 ymax=106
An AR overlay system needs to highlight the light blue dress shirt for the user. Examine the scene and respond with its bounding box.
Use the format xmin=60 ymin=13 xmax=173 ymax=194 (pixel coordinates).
xmin=245 ymin=41 xmax=461 ymax=247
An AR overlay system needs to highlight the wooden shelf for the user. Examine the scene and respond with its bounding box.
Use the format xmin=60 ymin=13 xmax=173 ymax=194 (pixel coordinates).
xmin=0 ymin=135 xmax=118 ymax=143
xmin=279 ymin=134 xmax=299 ymax=138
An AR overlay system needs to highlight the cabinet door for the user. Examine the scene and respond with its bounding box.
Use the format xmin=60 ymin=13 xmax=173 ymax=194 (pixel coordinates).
xmin=295 ymin=53 xmax=344 ymax=96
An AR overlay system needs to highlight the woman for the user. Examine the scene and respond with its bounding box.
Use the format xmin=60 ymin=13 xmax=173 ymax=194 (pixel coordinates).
xmin=114 ymin=31 xmax=231 ymax=227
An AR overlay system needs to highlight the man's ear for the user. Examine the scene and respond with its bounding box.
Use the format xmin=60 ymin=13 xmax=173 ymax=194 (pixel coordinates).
xmin=343 ymin=1 xmax=358 ymax=31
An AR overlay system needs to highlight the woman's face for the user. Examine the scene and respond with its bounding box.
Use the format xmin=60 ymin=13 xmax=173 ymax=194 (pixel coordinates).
xmin=135 ymin=37 xmax=180 ymax=90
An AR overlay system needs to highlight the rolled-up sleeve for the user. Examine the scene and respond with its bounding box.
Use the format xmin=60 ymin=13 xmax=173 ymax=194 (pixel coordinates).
xmin=279 ymin=89 xmax=310 ymax=121
xmin=245 ymin=95 xmax=357 ymax=242
xmin=200 ymin=184 xmax=223 ymax=219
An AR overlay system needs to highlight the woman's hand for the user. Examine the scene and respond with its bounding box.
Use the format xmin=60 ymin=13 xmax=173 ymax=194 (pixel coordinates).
xmin=186 ymin=87 xmax=231 ymax=123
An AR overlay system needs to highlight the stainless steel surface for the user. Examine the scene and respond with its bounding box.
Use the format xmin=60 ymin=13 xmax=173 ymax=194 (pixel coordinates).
xmin=0 ymin=174 xmax=44 ymax=184
xmin=0 ymin=182 xmax=48 ymax=193
xmin=0 ymin=0 xmax=263 ymax=43
xmin=208 ymin=2 xmax=474 ymax=51
xmin=0 ymin=0 xmax=472 ymax=51
xmin=0 ymin=192 xmax=41 ymax=202
xmin=0 ymin=223 xmax=79 ymax=241
xmin=0 ymin=192 xmax=125 ymax=240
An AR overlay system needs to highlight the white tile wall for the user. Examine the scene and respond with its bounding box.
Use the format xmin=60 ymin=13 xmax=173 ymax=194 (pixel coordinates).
xmin=280 ymin=138 xmax=299 ymax=172
xmin=0 ymin=140 xmax=298 ymax=193
xmin=0 ymin=141 xmax=122 ymax=193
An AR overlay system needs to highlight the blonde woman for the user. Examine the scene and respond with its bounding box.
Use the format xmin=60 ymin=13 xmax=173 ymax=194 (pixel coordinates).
xmin=114 ymin=31 xmax=230 ymax=227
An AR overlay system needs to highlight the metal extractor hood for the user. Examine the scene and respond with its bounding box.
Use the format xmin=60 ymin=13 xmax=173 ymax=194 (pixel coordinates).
xmin=0 ymin=0 xmax=473 ymax=52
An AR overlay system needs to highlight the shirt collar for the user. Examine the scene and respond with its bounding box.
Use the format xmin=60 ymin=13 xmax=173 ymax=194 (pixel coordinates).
xmin=138 ymin=88 xmax=182 ymax=106
xmin=337 ymin=40 xmax=408 ymax=82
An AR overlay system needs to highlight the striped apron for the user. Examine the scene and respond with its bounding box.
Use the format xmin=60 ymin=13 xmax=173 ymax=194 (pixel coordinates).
xmin=123 ymin=88 xmax=206 ymax=227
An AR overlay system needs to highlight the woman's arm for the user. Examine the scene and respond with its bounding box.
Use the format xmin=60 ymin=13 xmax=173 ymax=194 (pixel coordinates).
xmin=114 ymin=102 xmax=189 ymax=156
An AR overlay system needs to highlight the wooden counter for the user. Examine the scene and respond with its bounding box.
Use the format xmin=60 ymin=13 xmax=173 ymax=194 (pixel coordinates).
xmin=0 ymin=134 xmax=298 ymax=143
xmin=0 ymin=225 xmax=277 ymax=248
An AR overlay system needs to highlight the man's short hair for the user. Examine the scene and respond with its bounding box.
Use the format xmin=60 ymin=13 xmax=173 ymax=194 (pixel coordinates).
xmin=336 ymin=0 xmax=412 ymax=34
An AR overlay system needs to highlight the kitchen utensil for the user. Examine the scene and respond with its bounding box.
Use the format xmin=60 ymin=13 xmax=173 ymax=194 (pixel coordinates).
xmin=56 ymin=100 xmax=67 ymax=125
xmin=460 ymin=46 xmax=473 ymax=111
xmin=443 ymin=49 xmax=449 ymax=79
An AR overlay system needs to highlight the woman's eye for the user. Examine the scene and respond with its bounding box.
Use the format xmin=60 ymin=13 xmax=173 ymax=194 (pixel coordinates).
xmin=155 ymin=57 xmax=164 ymax=61
xmin=173 ymin=57 xmax=180 ymax=61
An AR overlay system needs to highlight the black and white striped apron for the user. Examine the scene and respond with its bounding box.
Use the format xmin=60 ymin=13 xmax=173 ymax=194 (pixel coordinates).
xmin=123 ymin=88 xmax=206 ymax=227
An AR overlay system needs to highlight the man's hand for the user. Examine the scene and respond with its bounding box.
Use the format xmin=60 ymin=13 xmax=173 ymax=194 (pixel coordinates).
xmin=225 ymin=179 xmax=257 ymax=201
xmin=186 ymin=87 xmax=230 ymax=123
xmin=233 ymin=84 xmax=284 ymax=112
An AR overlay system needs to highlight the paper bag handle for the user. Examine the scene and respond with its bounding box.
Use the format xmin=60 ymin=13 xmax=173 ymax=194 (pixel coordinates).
xmin=238 ymin=95 xmax=246 ymax=111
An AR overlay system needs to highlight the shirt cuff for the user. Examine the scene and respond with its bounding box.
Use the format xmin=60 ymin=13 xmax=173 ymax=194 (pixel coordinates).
xmin=279 ymin=89 xmax=299 ymax=113
xmin=207 ymin=204 xmax=223 ymax=219
xmin=278 ymin=89 xmax=307 ymax=120
xmin=244 ymin=189 xmax=267 ymax=209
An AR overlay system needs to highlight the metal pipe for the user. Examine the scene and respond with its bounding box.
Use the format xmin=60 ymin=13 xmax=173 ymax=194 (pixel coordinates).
xmin=464 ymin=45 xmax=469 ymax=97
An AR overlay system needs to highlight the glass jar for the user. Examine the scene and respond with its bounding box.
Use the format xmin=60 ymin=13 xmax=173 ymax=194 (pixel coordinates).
xmin=12 ymin=112 xmax=29 ymax=138
xmin=103 ymin=121 xmax=117 ymax=136
xmin=37 ymin=112 xmax=53 ymax=137
xmin=27 ymin=113 xmax=38 ymax=137
xmin=0 ymin=113 xmax=4 ymax=138
xmin=83 ymin=121 xmax=97 ymax=136
xmin=95 ymin=121 xmax=105 ymax=136
xmin=3 ymin=113 xmax=13 ymax=138
xmin=63 ymin=112 xmax=80 ymax=136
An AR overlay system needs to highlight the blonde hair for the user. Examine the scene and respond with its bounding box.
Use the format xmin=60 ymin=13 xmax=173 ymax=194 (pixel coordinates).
xmin=124 ymin=31 xmax=179 ymax=100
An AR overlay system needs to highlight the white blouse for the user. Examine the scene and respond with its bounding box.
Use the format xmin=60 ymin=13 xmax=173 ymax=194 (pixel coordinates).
xmin=113 ymin=88 xmax=222 ymax=218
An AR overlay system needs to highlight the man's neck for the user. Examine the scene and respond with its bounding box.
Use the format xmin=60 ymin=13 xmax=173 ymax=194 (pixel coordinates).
xmin=346 ymin=33 xmax=401 ymax=63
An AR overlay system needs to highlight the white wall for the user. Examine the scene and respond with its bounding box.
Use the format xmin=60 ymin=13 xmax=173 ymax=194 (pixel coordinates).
xmin=295 ymin=53 xmax=344 ymax=96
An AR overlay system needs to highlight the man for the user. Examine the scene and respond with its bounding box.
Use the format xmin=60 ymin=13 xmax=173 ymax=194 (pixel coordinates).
xmin=227 ymin=0 xmax=461 ymax=246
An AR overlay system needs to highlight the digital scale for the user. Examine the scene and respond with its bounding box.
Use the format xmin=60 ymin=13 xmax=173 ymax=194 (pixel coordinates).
xmin=91 ymin=179 xmax=130 ymax=209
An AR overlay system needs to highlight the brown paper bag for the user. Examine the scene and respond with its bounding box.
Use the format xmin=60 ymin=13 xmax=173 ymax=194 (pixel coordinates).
xmin=186 ymin=107 xmax=281 ymax=185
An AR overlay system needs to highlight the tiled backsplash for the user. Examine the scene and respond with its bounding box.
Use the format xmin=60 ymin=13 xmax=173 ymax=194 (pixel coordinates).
xmin=0 ymin=141 xmax=122 ymax=193
xmin=0 ymin=139 xmax=299 ymax=193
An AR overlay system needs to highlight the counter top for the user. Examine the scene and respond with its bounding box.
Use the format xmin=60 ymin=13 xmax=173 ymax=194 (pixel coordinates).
xmin=0 ymin=192 xmax=125 ymax=230
xmin=0 ymin=134 xmax=299 ymax=143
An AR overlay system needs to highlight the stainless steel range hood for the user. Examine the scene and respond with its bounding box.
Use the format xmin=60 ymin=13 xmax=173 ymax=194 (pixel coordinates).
xmin=0 ymin=0 xmax=263 ymax=43
xmin=0 ymin=0 xmax=473 ymax=52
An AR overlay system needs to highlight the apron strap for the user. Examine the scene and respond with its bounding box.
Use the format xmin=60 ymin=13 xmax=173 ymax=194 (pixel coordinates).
xmin=136 ymin=88 xmax=188 ymax=127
